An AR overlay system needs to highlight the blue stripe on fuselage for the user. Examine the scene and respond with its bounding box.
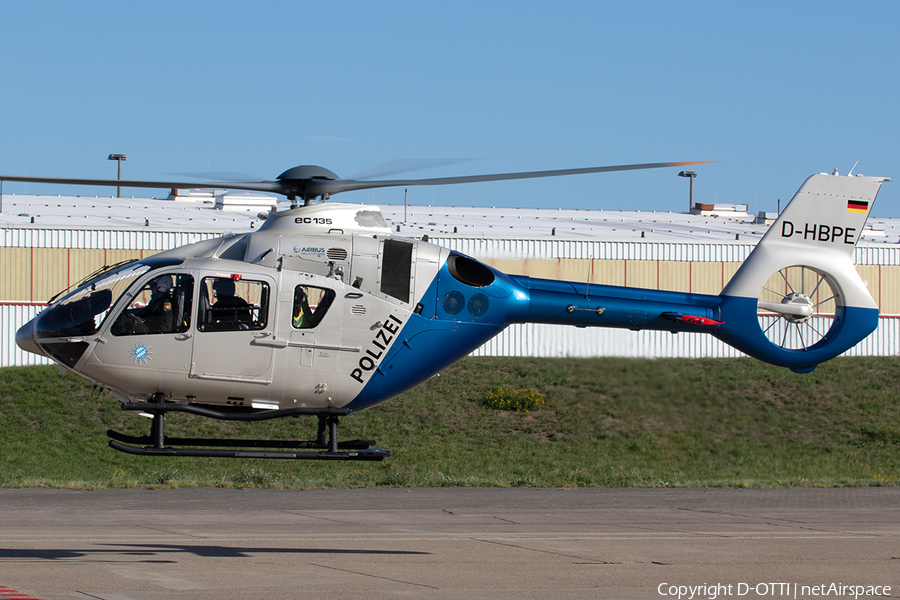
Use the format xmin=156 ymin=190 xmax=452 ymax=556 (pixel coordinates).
xmin=344 ymin=314 xmax=504 ymax=410
xmin=345 ymin=258 xmax=514 ymax=411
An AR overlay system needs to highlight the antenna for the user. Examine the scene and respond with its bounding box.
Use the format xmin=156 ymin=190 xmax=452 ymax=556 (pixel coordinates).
xmin=848 ymin=160 xmax=860 ymax=176
xmin=585 ymin=252 xmax=594 ymax=299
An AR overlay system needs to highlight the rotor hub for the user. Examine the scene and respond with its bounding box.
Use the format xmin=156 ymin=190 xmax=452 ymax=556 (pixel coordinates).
xmin=781 ymin=293 xmax=813 ymax=324
xmin=276 ymin=165 xmax=340 ymax=181
xmin=276 ymin=165 xmax=341 ymax=205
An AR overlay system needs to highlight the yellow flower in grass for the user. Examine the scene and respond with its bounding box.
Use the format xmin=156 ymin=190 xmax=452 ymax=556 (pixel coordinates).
xmin=482 ymin=386 xmax=545 ymax=411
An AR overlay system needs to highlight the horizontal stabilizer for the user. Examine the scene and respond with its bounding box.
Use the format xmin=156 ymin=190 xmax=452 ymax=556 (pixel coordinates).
xmin=661 ymin=312 xmax=724 ymax=326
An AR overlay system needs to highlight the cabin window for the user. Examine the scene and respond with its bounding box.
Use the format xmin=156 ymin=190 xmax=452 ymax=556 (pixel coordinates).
xmin=291 ymin=285 xmax=336 ymax=329
xmin=380 ymin=239 xmax=413 ymax=303
xmin=198 ymin=276 xmax=269 ymax=332
xmin=111 ymin=273 xmax=194 ymax=336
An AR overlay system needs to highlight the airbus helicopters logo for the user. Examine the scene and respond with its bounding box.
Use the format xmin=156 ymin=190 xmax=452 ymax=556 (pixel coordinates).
xmin=350 ymin=314 xmax=405 ymax=384
xmin=294 ymin=245 xmax=327 ymax=257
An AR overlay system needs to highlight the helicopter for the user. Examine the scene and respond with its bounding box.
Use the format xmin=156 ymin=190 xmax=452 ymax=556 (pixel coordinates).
xmin=8 ymin=162 xmax=889 ymax=461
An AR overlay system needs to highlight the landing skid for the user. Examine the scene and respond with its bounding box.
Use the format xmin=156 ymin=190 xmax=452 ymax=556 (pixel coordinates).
xmin=107 ymin=399 xmax=390 ymax=461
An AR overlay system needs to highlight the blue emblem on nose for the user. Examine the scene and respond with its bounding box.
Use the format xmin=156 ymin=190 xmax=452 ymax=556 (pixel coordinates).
xmin=129 ymin=343 xmax=152 ymax=365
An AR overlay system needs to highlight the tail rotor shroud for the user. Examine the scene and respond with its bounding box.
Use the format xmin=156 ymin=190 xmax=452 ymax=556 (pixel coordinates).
xmin=757 ymin=266 xmax=839 ymax=352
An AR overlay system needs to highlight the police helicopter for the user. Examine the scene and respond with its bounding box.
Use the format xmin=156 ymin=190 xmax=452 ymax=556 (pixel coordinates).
xmin=9 ymin=162 xmax=889 ymax=461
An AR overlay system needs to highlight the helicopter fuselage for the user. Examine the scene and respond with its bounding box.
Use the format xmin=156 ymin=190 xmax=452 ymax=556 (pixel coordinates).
xmin=13 ymin=172 xmax=890 ymax=459
xmin=17 ymin=202 xmax=731 ymax=413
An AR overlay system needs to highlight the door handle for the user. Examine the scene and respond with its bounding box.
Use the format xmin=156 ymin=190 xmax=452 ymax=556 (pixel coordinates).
xmin=175 ymin=333 xmax=193 ymax=341
xmin=252 ymin=333 xmax=287 ymax=348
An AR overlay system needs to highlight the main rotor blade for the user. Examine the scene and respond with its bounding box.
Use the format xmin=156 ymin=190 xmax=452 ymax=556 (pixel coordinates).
xmin=346 ymin=158 xmax=481 ymax=181
xmin=0 ymin=174 xmax=286 ymax=195
xmin=311 ymin=161 xmax=715 ymax=196
xmin=0 ymin=160 xmax=714 ymax=200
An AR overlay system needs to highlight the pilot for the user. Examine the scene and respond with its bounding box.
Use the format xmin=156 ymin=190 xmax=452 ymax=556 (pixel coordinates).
xmin=111 ymin=275 xmax=175 ymax=335
xmin=211 ymin=278 xmax=252 ymax=325
xmin=293 ymin=287 xmax=312 ymax=329
xmin=142 ymin=276 xmax=175 ymax=334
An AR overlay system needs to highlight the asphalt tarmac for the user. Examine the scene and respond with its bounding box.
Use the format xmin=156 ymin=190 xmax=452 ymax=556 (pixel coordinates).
xmin=0 ymin=487 xmax=897 ymax=600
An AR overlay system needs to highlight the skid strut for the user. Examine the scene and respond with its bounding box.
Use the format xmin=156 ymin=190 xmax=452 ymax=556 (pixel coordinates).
xmin=107 ymin=398 xmax=390 ymax=460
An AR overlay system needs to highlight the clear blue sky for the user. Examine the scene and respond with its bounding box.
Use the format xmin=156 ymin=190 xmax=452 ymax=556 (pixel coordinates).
xmin=1 ymin=1 xmax=898 ymax=215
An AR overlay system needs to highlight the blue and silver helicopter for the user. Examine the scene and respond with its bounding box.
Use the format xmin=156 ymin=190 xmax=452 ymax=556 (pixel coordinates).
xmin=9 ymin=162 xmax=889 ymax=460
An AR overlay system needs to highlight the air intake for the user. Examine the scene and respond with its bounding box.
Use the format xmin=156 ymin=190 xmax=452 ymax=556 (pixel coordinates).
xmin=327 ymin=248 xmax=348 ymax=261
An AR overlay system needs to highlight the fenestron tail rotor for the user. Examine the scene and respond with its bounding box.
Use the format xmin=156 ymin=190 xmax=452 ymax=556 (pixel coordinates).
xmin=757 ymin=266 xmax=838 ymax=351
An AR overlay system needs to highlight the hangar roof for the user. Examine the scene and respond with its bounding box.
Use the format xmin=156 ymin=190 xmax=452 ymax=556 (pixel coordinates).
xmin=0 ymin=191 xmax=897 ymax=245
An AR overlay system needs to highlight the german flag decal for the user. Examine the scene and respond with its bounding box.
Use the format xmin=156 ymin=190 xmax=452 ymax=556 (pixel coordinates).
xmin=847 ymin=200 xmax=869 ymax=214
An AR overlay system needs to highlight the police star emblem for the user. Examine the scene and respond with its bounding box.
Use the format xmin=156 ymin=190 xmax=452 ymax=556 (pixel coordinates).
xmin=129 ymin=342 xmax=153 ymax=365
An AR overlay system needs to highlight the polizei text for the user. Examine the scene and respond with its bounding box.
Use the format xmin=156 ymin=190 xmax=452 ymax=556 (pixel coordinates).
xmin=350 ymin=314 xmax=405 ymax=384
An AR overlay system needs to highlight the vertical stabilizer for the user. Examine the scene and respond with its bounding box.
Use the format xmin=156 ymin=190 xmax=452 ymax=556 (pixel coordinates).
xmin=716 ymin=172 xmax=889 ymax=370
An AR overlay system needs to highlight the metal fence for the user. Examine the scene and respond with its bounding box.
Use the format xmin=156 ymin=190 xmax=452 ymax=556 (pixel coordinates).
xmin=3 ymin=231 xmax=898 ymax=366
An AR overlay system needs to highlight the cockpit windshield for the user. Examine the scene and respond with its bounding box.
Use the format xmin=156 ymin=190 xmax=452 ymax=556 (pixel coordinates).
xmin=35 ymin=258 xmax=183 ymax=339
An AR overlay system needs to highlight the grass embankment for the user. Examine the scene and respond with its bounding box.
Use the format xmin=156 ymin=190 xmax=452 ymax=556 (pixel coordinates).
xmin=1 ymin=357 xmax=899 ymax=489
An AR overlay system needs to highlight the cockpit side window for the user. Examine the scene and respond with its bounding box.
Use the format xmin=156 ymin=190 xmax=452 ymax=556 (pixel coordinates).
xmin=291 ymin=285 xmax=335 ymax=329
xmin=111 ymin=274 xmax=194 ymax=336
xmin=198 ymin=276 xmax=269 ymax=332
xmin=34 ymin=262 xmax=151 ymax=339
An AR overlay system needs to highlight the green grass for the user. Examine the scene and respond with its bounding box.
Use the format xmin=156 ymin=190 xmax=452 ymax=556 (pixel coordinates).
xmin=2 ymin=356 xmax=900 ymax=489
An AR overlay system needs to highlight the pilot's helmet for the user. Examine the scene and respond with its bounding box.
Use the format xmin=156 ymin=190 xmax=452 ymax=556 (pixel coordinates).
xmin=154 ymin=277 xmax=173 ymax=295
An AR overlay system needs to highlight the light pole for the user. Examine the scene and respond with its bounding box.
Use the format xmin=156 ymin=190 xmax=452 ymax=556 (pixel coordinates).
xmin=108 ymin=154 xmax=127 ymax=198
xmin=678 ymin=170 xmax=697 ymax=212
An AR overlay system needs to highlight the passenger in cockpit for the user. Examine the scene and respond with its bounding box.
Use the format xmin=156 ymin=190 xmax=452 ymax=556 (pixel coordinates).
xmin=211 ymin=278 xmax=252 ymax=325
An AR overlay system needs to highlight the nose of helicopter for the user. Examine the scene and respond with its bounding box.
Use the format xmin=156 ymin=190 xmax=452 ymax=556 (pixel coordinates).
xmin=15 ymin=320 xmax=43 ymax=357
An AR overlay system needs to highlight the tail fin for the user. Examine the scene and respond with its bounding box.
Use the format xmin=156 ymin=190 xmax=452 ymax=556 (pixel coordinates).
xmin=715 ymin=171 xmax=889 ymax=371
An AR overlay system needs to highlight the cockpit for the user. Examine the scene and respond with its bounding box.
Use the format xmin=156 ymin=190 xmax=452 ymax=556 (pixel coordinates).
xmin=30 ymin=257 xmax=185 ymax=367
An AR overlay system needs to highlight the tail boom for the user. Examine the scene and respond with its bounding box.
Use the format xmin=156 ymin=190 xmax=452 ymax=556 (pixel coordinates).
xmin=509 ymin=172 xmax=887 ymax=372
xmin=508 ymin=277 xmax=724 ymax=333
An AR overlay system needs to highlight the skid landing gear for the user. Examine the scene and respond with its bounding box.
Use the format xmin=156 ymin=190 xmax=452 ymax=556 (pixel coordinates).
xmin=107 ymin=397 xmax=390 ymax=461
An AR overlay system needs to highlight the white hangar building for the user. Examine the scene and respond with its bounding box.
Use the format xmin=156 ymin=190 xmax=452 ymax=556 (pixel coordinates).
xmin=2 ymin=188 xmax=900 ymax=367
